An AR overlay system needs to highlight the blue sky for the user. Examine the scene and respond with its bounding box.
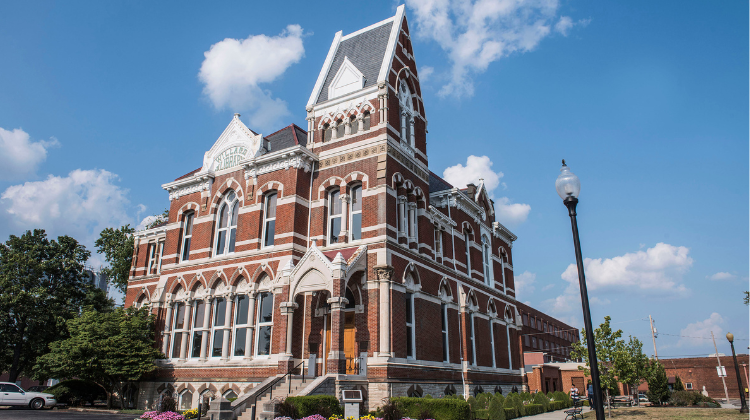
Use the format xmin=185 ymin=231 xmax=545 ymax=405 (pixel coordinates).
xmin=0 ymin=0 xmax=747 ymax=358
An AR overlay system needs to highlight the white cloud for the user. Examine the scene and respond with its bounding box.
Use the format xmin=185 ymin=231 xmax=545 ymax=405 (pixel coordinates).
xmin=406 ymin=0 xmax=585 ymax=97
xmin=198 ymin=25 xmax=305 ymax=131
xmin=554 ymin=16 xmax=590 ymax=36
xmin=0 ymin=127 xmax=59 ymax=180
xmin=442 ymin=155 xmax=531 ymax=225
xmin=541 ymin=284 xmax=555 ymax=292
xmin=136 ymin=215 xmax=158 ymax=231
xmin=419 ymin=66 xmax=434 ymax=81
xmin=708 ymin=272 xmax=735 ymax=281
xmin=678 ymin=313 xmax=724 ymax=347
xmin=1 ymin=169 xmax=134 ymax=245
xmin=514 ymin=270 xmax=536 ymax=300
xmin=560 ymin=242 xmax=692 ymax=294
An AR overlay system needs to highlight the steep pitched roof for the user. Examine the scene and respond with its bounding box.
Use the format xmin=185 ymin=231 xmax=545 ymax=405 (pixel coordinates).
xmin=264 ymin=124 xmax=308 ymax=150
xmin=175 ymin=167 xmax=202 ymax=181
xmin=314 ymin=22 xmax=393 ymax=104
xmin=429 ymin=171 xmax=454 ymax=193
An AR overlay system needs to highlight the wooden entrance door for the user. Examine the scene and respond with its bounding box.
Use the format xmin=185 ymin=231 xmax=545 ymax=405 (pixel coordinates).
xmin=344 ymin=312 xmax=357 ymax=374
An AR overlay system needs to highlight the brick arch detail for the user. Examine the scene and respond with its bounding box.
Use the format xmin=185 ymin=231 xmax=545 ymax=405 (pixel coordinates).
xmin=392 ymin=172 xmax=404 ymax=189
xmin=317 ymin=176 xmax=346 ymax=199
xmin=188 ymin=273 xmax=207 ymax=292
xmin=210 ymin=178 xmax=244 ymax=212
xmin=229 ymin=266 xmax=248 ymax=286
xmin=169 ymin=276 xmax=188 ymax=295
xmin=207 ymin=269 xmax=228 ymax=289
xmin=256 ymin=181 xmax=285 ymax=202
xmin=251 ymin=264 xmax=275 ymax=285
xmin=343 ymin=171 xmax=369 ymax=190
xmin=176 ymin=202 xmax=200 ymax=219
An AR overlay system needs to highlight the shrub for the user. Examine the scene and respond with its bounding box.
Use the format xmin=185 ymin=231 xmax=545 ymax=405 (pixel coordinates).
xmin=381 ymin=399 xmax=401 ymax=420
xmin=284 ymin=396 xmax=342 ymax=418
xmin=467 ymin=396 xmax=479 ymax=411
xmin=502 ymin=393 xmax=525 ymax=417
xmin=488 ymin=394 xmax=506 ymax=420
xmin=392 ymin=397 xmax=472 ymax=420
xmin=503 ymin=407 xmax=518 ymax=419
xmin=47 ymin=379 xmax=107 ymax=406
xmin=477 ymin=392 xmax=492 ymax=410
xmin=532 ymin=393 xmax=549 ymax=412
xmin=161 ymin=396 xmax=177 ymax=413
xmin=475 ymin=408 xmax=489 ymax=419
xmin=181 ymin=408 xmax=199 ymax=419
xmin=524 ymin=404 xmax=545 ymax=416
xmin=276 ymin=399 xmax=298 ymax=418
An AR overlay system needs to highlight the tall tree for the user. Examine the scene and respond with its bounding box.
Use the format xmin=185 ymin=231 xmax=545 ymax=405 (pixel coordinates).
xmin=34 ymin=307 xmax=164 ymax=408
xmin=571 ymin=316 xmax=623 ymax=417
xmin=614 ymin=336 xmax=649 ymax=406
xmin=645 ymin=360 xmax=670 ymax=405
xmin=95 ymin=225 xmax=135 ymax=293
xmin=0 ymin=230 xmax=92 ymax=382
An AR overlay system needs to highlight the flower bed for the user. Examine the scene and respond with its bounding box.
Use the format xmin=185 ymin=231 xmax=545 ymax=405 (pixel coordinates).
xmin=140 ymin=411 xmax=185 ymax=420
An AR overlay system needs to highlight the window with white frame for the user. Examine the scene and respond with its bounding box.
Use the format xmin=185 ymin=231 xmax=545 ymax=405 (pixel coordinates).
xmin=405 ymin=292 xmax=415 ymax=358
xmin=145 ymin=242 xmax=156 ymax=274
xmin=468 ymin=312 xmax=476 ymax=365
xmin=328 ymin=189 xmax=341 ymax=244
xmin=399 ymin=197 xmax=408 ymax=237
xmin=179 ymin=389 xmax=192 ymax=410
xmin=180 ymin=212 xmax=194 ymax=262
xmin=214 ymin=190 xmax=239 ymax=255
xmin=686 ymin=383 xmax=693 ymax=390
xmin=434 ymin=227 xmax=442 ymax=261
xmin=489 ymin=318 xmax=496 ymax=368
xmin=263 ymin=192 xmax=277 ymax=247
xmin=255 ymin=291 xmax=273 ymax=356
xmin=398 ymin=80 xmax=414 ymax=147
xmin=210 ymin=297 xmax=227 ymax=358
xmin=410 ymin=203 xmax=419 ymax=242
xmin=441 ymin=302 xmax=449 ymax=362
xmin=190 ymin=300 xmax=206 ymax=358
xmin=464 ymin=229 xmax=472 ymax=276
xmin=156 ymin=240 xmax=165 ymax=273
xmin=350 ymin=185 xmax=362 ymax=241
xmin=171 ymin=302 xmax=186 ymax=359
xmin=482 ymin=235 xmax=492 ymax=286
xmin=233 ymin=295 xmax=249 ymax=357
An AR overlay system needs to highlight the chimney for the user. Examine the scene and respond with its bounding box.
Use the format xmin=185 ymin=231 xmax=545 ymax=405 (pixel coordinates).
xmin=466 ymin=183 xmax=477 ymax=199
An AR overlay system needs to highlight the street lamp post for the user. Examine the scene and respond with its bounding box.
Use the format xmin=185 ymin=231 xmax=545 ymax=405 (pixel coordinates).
xmin=726 ymin=332 xmax=749 ymax=413
xmin=556 ymin=160 xmax=605 ymax=420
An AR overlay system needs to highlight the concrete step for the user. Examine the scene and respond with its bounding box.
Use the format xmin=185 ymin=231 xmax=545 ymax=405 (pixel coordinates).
xmin=236 ymin=376 xmax=312 ymax=420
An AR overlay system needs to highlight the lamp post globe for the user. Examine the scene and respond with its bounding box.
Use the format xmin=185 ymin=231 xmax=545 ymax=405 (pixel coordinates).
xmin=726 ymin=331 xmax=749 ymax=413
xmin=557 ymin=160 xmax=604 ymax=420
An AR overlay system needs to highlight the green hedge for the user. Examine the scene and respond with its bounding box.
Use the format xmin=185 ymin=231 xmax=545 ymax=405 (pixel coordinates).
xmin=392 ymin=397 xmax=472 ymax=420
xmin=284 ymin=395 xmax=342 ymax=417
xmin=503 ymin=407 xmax=518 ymax=419
xmin=475 ymin=408 xmax=489 ymax=419
xmin=524 ymin=404 xmax=545 ymax=416
xmin=47 ymin=380 xmax=107 ymax=406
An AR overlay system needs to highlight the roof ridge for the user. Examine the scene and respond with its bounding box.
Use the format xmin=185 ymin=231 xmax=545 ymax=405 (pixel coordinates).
xmin=264 ymin=124 xmax=295 ymax=139
xmin=429 ymin=170 xmax=455 ymax=189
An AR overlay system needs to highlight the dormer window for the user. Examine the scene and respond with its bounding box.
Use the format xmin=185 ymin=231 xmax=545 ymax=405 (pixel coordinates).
xmin=398 ymin=80 xmax=415 ymax=147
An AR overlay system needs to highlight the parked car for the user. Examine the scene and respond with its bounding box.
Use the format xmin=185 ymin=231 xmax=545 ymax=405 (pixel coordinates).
xmin=0 ymin=382 xmax=57 ymax=409
xmin=638 ymin=395 xmax=649 ymax=404
xmin=26 ymin=386 xmax=49 ymax=393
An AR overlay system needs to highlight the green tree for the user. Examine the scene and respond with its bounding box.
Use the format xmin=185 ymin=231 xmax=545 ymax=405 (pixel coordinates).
xmin=744 ymin=291 xmax=749 ymax=306
xmin=673 ymin=376 xmax=684 ymax=391
xmin=34 ymin=307 xmax=164 ymax=408
xmin=146 ymin=209 xmax=169 ymax=230
xmin=571 ymin=316 xmax=623 ymax=417
xmin=95 ymin=225 xmax=134 ymax=293
xmin=645 ymin=360 xmax=670 ymax=405
xmin=613 ymin=336 xmax=649 ymax=406
xmin=0 ymin=230 xmax=94 ymax=382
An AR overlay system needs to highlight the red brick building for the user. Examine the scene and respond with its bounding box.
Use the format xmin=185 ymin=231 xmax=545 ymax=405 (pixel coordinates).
xmin=648 ymin=355 xmax=750 ymax=400
xmin=125 ymin=6 xmax=524 ymax=412
xmin=517 ymin=302 xmax=580 ymax=364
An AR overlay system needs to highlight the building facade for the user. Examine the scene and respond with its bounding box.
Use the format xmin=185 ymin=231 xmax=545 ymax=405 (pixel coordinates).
xmin=517 ymin=302 xmax=580 ymax=364
xmin=125 ymin=6 xmax=524 ymax=412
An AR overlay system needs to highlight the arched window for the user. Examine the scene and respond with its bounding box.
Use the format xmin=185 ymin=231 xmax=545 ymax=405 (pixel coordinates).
xmin=210 ymin=297 xmax=227 ymax=358
xmin=335 ymin=119 xmax=345 ymax=138
xmin=323 ymin=123 xmax=332 ymax=142
xmin=214 ymin=190 xmax=238 ymax=256
xmin=404 ymin=290 xmax=415 ymax=359
xmin=190 ymin=299 xmax=207 ymax=359
xmin=171 ymin=301 xmax=186 ymax=359
xmin=180 ymin=212 xmax=194 ymax=262
xmin=433 ymin=227 xmax=442 ymax=261
xmin=398 ymin=80 xmax=414 ymax=147
xmin=349 ymin=116 xmax=358 ymax=135
xmin=222 ymin=390 xmax=237 ymax=400
xmin=363 ymin=111 xmax=371 ymax=131
xmin=441 ymin=302 xmax=449 ymax=362
xmin=468 ymin=311 xmax=476 ymax=365
xmin=482 ymin=235 xmax=492 ymax=286
xmin=464 ymin=229 xmax=472 ymax=277
xmin=255 ymin=288 xmax=274 ymax=356
xmin=263 ymin=192 xmax=277 ymax=247
xmin=179 ymin=389 xmax=192 ymax=410
xmin=233 ymin=294 xmax=250 ymax=357
xmin=145 ymin=242 xmax=156 ymax=274
xmin=328 ymin=189 xmax=341 ymax=244
xmin=345 ymin=287 xmax=356 ymax=310
xmin=349 ymin=185 xmax=362 ymax=241
xmin=499 ymin=249 xmax=507 ymax=292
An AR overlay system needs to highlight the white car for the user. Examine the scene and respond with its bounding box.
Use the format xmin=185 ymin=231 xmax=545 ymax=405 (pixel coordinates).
xmin=0 ymin=382 xmax=57 ymax=409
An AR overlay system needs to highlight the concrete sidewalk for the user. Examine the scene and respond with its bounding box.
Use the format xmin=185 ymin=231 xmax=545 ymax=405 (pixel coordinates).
xmin=521 ymin=407 xmax=591 ymax=419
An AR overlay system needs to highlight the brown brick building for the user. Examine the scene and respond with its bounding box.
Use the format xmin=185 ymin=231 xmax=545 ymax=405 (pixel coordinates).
xmin=125 ymin=6 xmax=525 ymax=412
xmin=517 ymin=302 xmax=580 ymax=364
xmin=652 ymin=355 xmax=750 ymax=400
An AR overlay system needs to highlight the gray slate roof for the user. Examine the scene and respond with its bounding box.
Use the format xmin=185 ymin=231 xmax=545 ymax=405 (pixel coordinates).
xmin=265 ymin=124 xmax=308 ymax=150
xmin=315 ymin=22 xmax=393 ymax=104
xmin=429 ymin=171 xmax=454 ymax=193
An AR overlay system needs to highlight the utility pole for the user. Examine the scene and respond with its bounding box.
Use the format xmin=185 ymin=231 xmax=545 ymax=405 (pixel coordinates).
xmin=712 ymin=331 xmax=730 ymax=403
xmin=649 ymin=315 xmax=658 ymax=359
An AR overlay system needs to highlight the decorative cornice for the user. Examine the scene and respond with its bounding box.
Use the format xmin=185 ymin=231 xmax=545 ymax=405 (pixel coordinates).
xmin=162 ymin=173 xmax=214 ymax=201
xmin=243 ymin=145 xmax=317 ymax=181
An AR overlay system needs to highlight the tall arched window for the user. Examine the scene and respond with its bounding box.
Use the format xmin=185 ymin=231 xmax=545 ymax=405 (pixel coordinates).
xmin=233 ymin=295 xmax=249 ymax=357
xmin=180 ymin=212 xmax=194 ymax=262
xmin=349 ymin=116 xmax=358 ymax=135
xmin=482 ymin=235 xmax=492 ymax=286
xmin=404 ymin=289 xmax=415 ymax=359
xmin=441 ymin=302 xmax=449 ymax=362
xmin=178 ymin=389 xmax=192 ymax=410
xmin=255 ymin=289 xmax=274 ymax=356
xmin=323 ymin=123 xmax=332 ymax=142
xmin=328 ymin=189 xmax=341 ymax=244
xmin=171 ymin=302 xmax=186 ymax=359
xmin=363 ymin=111 xmax=371 ymax=131
xmin=350 ymin=185 xmax=362 ymax=241
xmin=335 ymin=119 xmax=345 ymax=138
xmin=398 ymin=80 xmax=414 ymax=147
xmin=214 ymin=191 xmax=238 ymax=255
xmin=468 ymin=311 xmax=476 ymax=365
xmin=464 ymin=229 xmax=472 ymax=277
xmin=263 ymin=192 xmax=277 ymax=247
xmin=210 ymin=297 xmax=227 ymax=358
xmin=190 ymin=300 xmax=207 ymax=359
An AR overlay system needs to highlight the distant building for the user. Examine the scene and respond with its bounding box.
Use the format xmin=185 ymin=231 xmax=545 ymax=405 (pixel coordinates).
xmin=639 ymin=355 xmax=750 ymax=400
xmin=516 ymin=302 xmax=580 ymax=364
xmin=83 ymin=266 xmax=109 ymax=293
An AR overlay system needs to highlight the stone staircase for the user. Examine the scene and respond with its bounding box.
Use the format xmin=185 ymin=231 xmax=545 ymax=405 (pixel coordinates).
xmin=237 ymin=375 xmax=311 ymax=420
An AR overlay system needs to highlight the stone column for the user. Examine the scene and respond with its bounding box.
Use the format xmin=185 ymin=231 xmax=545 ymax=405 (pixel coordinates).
xmin=409 ymin=118 xmax=416 ymax=147
xmin=200 ymin=297 xmax=213 ymax=360
xmin=162 ymin=301 xmax=173 ymax=356
xmin=180 ymin=299 xmax=192 ymax=361
xmin=244 ymin=292 xmax=256 ymax=360
xmin=221 ymin=294 xmax=234 ymax=360
xmin=357 ymin=114 xmax=364 ymax=132
xmin=339 ymin=194 xmax=350 ymax=242
xmin=344 ymin=120 xmax=351 ymax=135
xmin=375 ymin=266 xmax=394 ymax=357
xmin=400 ymin=111 xmax=407 ymax=141
xmin=327 ymin=296 xmax=347 ymax=374
xmin=280 ymin=301 xmax=299 ymax=356
xmin=397 ymin=196 xmax=407 ymax=239
xmin=408 ymin=202 xmax=417 ymax=243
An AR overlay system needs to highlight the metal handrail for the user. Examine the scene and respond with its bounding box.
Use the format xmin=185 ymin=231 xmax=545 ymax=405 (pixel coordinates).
xmin=246 ymin=375 xmax=285 ymax=420
xmin=286 ymin=360 xmax=305 ymax=395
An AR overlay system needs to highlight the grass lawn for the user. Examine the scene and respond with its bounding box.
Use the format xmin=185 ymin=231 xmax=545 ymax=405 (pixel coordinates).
xmin=582 ymin=407 xmax=747 ymax=419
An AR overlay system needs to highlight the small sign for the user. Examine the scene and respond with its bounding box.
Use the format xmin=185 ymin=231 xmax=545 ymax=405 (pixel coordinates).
xmin=342 ymin=390 xmax=363 ymax=402
xmin=717 ymin=366 xmax=727 ymax=377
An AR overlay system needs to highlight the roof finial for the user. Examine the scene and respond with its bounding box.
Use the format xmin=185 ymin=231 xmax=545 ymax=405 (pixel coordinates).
xmin=234 ymin=113 xmax=241 ymax=118
xmin=562 ymin=159 xmax=566 ymax=167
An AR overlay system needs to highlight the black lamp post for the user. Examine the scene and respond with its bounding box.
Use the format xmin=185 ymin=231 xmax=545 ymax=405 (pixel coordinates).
xmin=556 ymin=160 xmax=605 ymax=420
xmin=726 ymin=332 xmax=749 ymax=413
